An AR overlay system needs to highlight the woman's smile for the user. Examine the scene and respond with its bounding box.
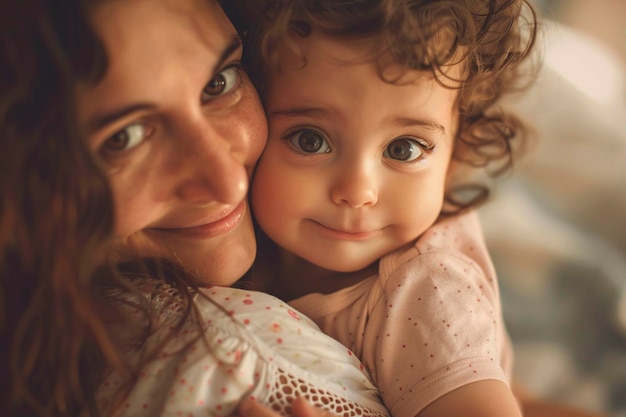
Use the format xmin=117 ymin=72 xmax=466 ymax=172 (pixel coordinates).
xmin=149 ymin=201 xmax=247 ymax=239
xmin=76 ymin=0 xmax=267 ymax=285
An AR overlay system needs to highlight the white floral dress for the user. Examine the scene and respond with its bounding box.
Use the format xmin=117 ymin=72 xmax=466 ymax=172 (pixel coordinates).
xmin=93 ymin=282 xmax=390 ymax=417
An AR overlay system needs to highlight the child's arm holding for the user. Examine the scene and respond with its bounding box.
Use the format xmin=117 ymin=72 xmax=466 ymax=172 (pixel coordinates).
xmin=417 ymin=380 xmax=522 ymax=417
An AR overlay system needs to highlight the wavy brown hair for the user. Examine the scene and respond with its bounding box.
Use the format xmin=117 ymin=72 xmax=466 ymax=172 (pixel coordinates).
xmin=238 ymin=0 xmax=538 ymax=212
xmin=1 ymin=1 xmax=256 ymax=416
xmin=0 ymin=0 xmax=116 ymax=415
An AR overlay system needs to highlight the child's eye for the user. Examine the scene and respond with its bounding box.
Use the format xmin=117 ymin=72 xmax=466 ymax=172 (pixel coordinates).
xmin=201 ymin=66 xmax=241 ymax=102
xmin=383 ymin=137 xmax=431 ymax=162
xmin=285 ymin=128 xmax=331 ymax=154
xmin=102 ymin=123 xmax=150 ymax=153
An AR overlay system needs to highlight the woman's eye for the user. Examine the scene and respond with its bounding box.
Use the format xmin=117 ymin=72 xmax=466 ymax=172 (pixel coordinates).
xmin=383 ymin=137 xmax=429 ymax=162
xmin=201 ymin=66 xmax=241 ymax=102
xmin=286 ymin=129 xmax=331 ymax=154
xmin=102 ymin=123 xmax=148 ymax=153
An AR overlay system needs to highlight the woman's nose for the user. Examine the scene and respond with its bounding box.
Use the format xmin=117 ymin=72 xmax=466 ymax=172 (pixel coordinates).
xmin=175 ymin=125 xmax=249 ymax=205
xmin=330 ymin=164 xmax=378 ymax=208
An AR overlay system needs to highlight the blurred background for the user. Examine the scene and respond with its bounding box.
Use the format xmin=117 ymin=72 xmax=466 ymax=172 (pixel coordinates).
xmin=478 ymin=0 xmax=626 ymax=415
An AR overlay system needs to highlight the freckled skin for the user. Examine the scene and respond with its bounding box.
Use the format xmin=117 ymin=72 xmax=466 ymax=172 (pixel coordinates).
xmin=77 ymin=0 xmax=267 ymax=285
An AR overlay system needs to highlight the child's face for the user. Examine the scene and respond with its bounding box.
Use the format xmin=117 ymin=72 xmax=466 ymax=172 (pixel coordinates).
xmin=252 ymin=32 xmax=457 ymax=272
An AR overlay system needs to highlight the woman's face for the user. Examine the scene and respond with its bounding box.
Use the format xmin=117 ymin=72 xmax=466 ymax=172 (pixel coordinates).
xmin=76 ymin=0 xmax=267 ymax=286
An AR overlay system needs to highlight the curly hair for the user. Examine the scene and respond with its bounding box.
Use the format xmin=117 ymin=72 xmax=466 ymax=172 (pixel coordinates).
xmin=239 ymin=0 xmax=539 ymax=212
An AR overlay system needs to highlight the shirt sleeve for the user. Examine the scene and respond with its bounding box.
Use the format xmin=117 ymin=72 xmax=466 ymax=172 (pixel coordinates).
xmin=363 ymin=250 xmax=508 ymax=417
xmin=94 ymin=286 xmax=267 ymax=417
xmin=94 ymin=284 xmax=391 ymax=417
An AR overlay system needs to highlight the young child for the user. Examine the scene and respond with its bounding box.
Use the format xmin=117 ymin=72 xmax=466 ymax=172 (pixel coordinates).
xmin=247 ymin=0 xmax=538 ymax=416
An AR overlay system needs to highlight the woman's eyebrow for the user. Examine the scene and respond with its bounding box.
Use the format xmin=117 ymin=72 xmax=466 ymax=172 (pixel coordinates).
xmin=212 ymin=35 xmax=243 ymax=74
xmin=88 ymin=103 xmax=155 ymax=132
xmin=87 ymin=36 xmax=243 ymax=133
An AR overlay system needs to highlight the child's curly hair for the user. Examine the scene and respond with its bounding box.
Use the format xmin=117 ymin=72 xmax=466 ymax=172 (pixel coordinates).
xmin=238 ymin=0 xmax=539 ymax=212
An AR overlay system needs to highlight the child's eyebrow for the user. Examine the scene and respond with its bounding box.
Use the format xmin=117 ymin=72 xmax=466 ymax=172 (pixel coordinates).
xmin=270 ymin=106 xmax=327 ymax=118
xmin=271 ymin=107 xmax=446 ymax=136
xmin=270 ymin=107 xmax=446 ymax=135
xmin=395 ymin=117 xmax=446 ymax=135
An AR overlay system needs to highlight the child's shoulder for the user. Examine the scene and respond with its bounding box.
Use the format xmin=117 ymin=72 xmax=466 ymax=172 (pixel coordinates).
xmin=381 ymin=211 xmax=486 ymax=264
xmin=379 ymin=211 xmax=496 ymax=286
xmin=418 ymin=211 xmax=484 ymax=246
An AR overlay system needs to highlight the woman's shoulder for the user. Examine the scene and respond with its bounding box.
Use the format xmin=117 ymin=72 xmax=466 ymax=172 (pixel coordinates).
xmin=96 ymin=282 xmax=388 ymax=417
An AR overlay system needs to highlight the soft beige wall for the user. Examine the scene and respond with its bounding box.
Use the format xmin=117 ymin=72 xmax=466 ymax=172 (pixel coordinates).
xmin=560 ymin=0 xmax=626 ymax=63
xmin=546 ymin=0 xmax=626 ymax=65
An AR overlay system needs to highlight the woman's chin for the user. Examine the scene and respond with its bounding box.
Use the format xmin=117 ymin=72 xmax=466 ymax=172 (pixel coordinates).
xmin=110 ymin=210 xmax=257 ymax=287
xmin=163 ymin=213 xmax=257 ymax=287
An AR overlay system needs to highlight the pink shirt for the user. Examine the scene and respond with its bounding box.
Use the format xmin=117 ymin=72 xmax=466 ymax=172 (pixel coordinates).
xmin=289 ymin=211 xmax=513 ymax=417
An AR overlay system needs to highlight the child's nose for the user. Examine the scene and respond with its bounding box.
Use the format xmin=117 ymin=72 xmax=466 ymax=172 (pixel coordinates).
xmin=330 ymin=164 xmax=378 ymax=208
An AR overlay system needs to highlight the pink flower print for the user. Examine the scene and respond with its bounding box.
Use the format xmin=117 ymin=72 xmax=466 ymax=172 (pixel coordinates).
xmin=287 ymin=309 xmax=300 ymax=320
xmin=270 ymin=322 xmax=282 ymax=333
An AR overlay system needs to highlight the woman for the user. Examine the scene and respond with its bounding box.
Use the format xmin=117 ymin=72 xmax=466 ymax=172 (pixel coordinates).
xmin=3 ymin=0 xmax=392 ymax=416
xmin=0 ymin=0 xmax=606 ymax=416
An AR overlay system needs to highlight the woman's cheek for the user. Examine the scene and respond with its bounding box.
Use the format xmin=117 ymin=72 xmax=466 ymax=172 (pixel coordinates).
xmin=108 ymin=173 xmax=153 ymax=238
xmin=240 ymin=84 xmax=269 ymax=169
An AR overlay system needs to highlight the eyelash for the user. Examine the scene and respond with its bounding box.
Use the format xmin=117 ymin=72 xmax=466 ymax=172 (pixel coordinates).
xmin=96 ymin=63 xmax=246 ymax=161
xmin=383 ymin=137 xmax=434 ymax=163
xmin=201 ymin=64 xmax=244 ymax=104
xmin=99 ymin=120 xmax=154 ymax=160
xmin=281 ymin=126 xmax=435 ymax=163
xmin=282 ymin=127 xmax=332 ymax=155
